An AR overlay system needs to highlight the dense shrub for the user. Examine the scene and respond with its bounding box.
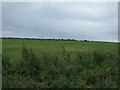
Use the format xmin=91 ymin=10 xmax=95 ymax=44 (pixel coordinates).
xmin=2 ymin=46 xmax=118 ymax=88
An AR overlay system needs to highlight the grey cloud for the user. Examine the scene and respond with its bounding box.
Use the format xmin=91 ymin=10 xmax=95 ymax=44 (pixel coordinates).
xmin=2 ymin=2 xmax=118 ymax=42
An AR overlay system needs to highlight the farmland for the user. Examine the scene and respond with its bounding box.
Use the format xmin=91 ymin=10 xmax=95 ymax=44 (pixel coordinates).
xmin=2 ymin=38 xmax=119 ymax=88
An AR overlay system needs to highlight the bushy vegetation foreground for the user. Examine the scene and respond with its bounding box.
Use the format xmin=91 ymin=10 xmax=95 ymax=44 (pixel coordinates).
xmin=2 ymin=45 xmax=119 ymax=88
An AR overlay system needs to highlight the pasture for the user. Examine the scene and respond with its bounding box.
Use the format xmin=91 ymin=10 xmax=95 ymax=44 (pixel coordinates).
xmin=2 ymin=38 xmax=119 ymax=88
xmin=2 ymin=38 xmax=118 ymax=61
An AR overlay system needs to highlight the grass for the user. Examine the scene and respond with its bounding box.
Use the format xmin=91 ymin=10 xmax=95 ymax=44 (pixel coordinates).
xmin=2 ymin=38 xmax=118 ymax=61
xmin=2 ymin=38 xmax=119 ymax=88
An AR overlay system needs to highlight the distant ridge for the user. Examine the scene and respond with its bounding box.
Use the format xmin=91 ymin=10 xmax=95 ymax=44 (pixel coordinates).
xmin=0 ymin=37 xmax=118 ymax=43
xmin=1 ymin=37 xmax=78 ymax=41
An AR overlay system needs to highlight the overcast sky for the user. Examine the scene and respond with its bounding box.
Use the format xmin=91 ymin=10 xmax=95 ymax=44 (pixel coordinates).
xmin=2 ymin=2 xmax=118 ymax=42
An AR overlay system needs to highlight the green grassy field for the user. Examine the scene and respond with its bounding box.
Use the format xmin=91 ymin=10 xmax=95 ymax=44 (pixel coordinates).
xmin=2 ymin=38 xmax=118 ymax=61
xmin=2 ymin=38 xmax=119 ymax=88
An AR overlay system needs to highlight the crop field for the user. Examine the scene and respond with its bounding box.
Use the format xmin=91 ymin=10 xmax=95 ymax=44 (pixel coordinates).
xmin=2 ymin=38 xmax=119 ymax=88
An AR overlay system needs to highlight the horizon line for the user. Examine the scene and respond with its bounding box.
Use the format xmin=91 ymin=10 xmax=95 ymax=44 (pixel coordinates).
xmin=0 ymin=36 xmax=119 ymax=43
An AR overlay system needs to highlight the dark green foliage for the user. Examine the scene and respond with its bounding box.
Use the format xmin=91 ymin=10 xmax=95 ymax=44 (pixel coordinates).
xmin=92 ymin=49 xmax=106 ymax=66
xmin=2 ymin=46 xmax=118 ymax=88
xmin=2 ymin=56 xmax=11 ymax=71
